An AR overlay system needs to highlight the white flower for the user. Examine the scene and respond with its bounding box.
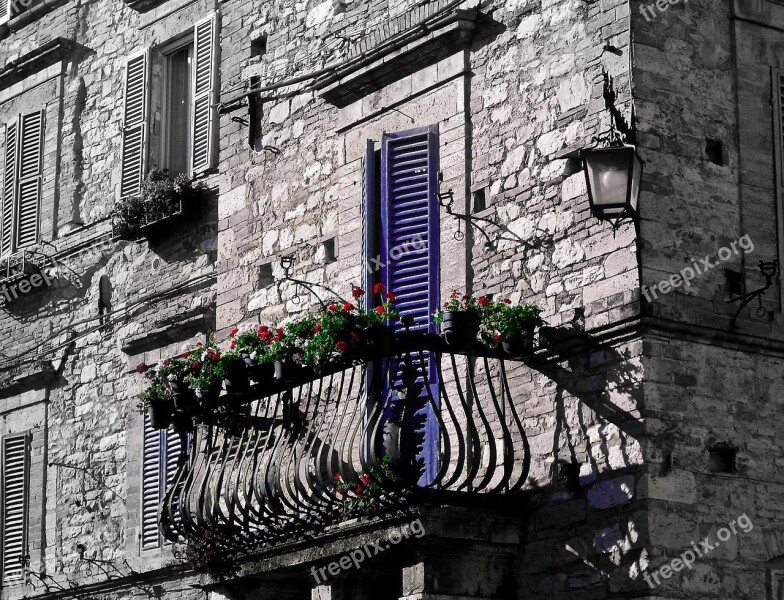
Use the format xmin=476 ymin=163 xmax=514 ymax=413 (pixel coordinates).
xmin=250 ymin=351 xmax=257 ymax=360
xmin=195 ymin=390 xmax=204 ymax=398
xmin=167 ymin=374 xmax=177 ymax=381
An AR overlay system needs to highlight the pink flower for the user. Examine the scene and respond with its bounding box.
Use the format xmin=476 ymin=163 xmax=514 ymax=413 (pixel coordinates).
xmin=230 ymin=327 xmax=238 ymax=337
xmin=335 ymin=341 xmax=349 ymax=352
xmin=373 ymin=283 xmax=385 ymax=294
xmin=135 ymin=363 xmax=148 ymax=374
xmin=384 ymin=292 xmax=396 ymax=301
xmin=352 ymin=288 xmax=365 ymax=298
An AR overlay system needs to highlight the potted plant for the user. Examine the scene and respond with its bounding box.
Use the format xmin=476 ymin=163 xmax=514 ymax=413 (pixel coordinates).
xmin=112 ymin=169 xmax=201 ymax=240
xmin=135 ymin=363 xmax=174 ymax=429
xmin=269 ymin=318 xmax=316 ymax=383
xmin=485 ymin=298 xmax=544 ymax=355
xmin=231 ymin=324 xmax=275 ymax=383
xmin=186 ymin=343 xmax=224 ymax=403
xmin=332 ymin=455 xmax=397 ymax=521
xmin=433 ymin=290 xmax=490 ymax=351
xmin=360 ymin=283 xmax=399 ymax=356
xmin=304 ymin=302 xmax=365 ymax=372
xmin=157 ymin=351 xmax=200 ymax=411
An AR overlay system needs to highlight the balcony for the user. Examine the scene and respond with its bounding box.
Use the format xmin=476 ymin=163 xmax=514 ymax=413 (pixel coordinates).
xmin=158 ymin=332 xmax=532 ymax=557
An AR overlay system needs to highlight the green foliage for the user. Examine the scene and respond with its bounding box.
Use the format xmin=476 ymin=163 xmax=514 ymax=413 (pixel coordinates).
xmin=333 ymin=455 xmax=397 ymax=520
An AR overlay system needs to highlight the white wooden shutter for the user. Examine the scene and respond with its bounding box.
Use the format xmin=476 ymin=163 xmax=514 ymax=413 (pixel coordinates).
xmin=2 ymin=434 xmax=29 ymax=583
xmin=120 ymin=51 xmax=149 ymax=198
xmin=1 ymin=120 xmax=18 ymax=258
xmin=141 ymin=416 xmax=162 ymax=550
xmin=773 ymin=68 xmax=784 ymax=309
xmin=15 ymin=110 xmax=43 ymax=250
xmin=0 ymin=0 xmax=11 ymax=26
xmin=191 ymin=14 xmax=217 ymax=174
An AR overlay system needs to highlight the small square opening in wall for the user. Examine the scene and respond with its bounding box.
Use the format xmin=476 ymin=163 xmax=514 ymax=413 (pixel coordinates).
xmin=705 ymin=139 xmax=724 ymax=166
xmin=258 ymin=263 xmax=274 ymax=287
xmin=708 ymin=445 xmax=736 ymax=474
xmin=725 ymin=269 xmax=743 ymax=297
xmin=323 ymin=238 xmax=337 ymax=264
xmin=251 ymin=34 xmax=267 ymax=59
xmin=558 ymin=461 xmax=582 ymax=495
xmin=473 ymin=188 xmax=487 ymax=213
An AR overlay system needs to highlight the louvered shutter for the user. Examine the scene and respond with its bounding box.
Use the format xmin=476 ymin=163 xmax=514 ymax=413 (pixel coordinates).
xmin=0 ymin=0 xmax=10 ymax=26
xmin=773 ymin=68 xmax=784 ymax=309
xmin=15 ymin=110 xmax=43 ymax=250
xmin=141 ymin=416 xmax=162 ymax=550
xmin=191 ymin=14 xmax=217 ymax=174
xmin=120 ymin=51 xmax=149 ymax=198
xmin=362 ymin=140 xmax=378 ymax=309
xmin=2 ymin=434 xmax=29 ymax=583
xmin=380 ymin=125 xmax=440 ymax=485
xmin=1 ymin=121 xmax=18 ymax=258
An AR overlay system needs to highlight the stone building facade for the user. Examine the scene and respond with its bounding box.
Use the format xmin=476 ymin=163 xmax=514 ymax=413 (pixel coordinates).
xmin=0 ymin=0 xmax=781 ymax=598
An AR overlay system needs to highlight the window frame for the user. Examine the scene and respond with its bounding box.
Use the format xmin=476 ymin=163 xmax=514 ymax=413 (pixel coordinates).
xmin=159 ymin=34 xmax=195 ymax=178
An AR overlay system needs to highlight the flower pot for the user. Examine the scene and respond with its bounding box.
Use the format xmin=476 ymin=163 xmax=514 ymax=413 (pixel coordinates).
xmin=148 ymin=399 xmax=173 ymax=430
xmin=241 ymin=352 xmax=275 ymax=383
xmin=222 ymin=357 xmax=250 ymax=394
xmin=274 ymin=359 xmax=308 ymax=383
xmin=441 ymin=311 xmax=480 ymax=351
xmin=170 ymin=378 xmax=197 ymax=411
xmin=196 ymin=381 xmax=223 ymax=404
xmin=500 ymin=324 xmax=536 ymax=356
xmin=367 ymin=325 xmax=396 ymax=357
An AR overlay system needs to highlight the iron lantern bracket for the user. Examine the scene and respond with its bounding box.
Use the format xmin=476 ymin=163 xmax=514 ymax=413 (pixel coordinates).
xmin=725 ymin=260 xmax=778 ymax=329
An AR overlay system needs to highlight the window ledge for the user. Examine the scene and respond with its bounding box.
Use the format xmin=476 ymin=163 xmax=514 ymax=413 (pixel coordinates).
xmin=315 ymin=8 xmax=478 ymax=108
xmin=0 ymin=37 xmax=80 ymax=92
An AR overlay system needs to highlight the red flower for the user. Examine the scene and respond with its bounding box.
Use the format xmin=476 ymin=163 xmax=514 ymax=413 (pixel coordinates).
xmin=261 ymin=331 xmax=271 ymax=340
xmin=478 ymin=296 xmax=489 ymax=305
xmin=196 ymin=342 xmax=203 ymax=347
xmin=450 ymin=289 xmax=461 ymax=299
xmin=163 ymin=359 xmax=171 ymax=367
xmin=204 ymin=530 xmax=213 ymax=539
xmin=257 ymin=325 xmax=269 ymax=336
xmin=230 ymin=339 xmax=237 ymax=349
xmin=328 ymin=303 xmax=338 ymax=311
xmin=135 ymin=363 xmax=148 ymax=374
xmin=181 ymin=351 xmax=190 ymax=359
xmin=230 ymin=327 xmax=238 ymax=337
xmin=360 ymin=474 xmax=370 ymax=486
xmin=314 ymin=324 xmax=322 ymax=334
xmin=504 ymin=298 xmax=512 ymax=304
xmin=333 ymin=473 xmax=342 ymax=482
xmin=343 ymin=302 xmax=355 ymax=312
xmin=335 ymin=341 xmax=349 ymax=352
xmin=493 ymin=333 xmax=502 ymax=342
xmin=375 ymin=306 xmax=385 ymax=314
xmin=354 ymin=485 xmax=363 ymax=494
xmin=373 ymin=283 xmax=385 ymax=294
xmin=191 ymin=361 xmax=202 ymax=370
xmin=351 ymin=331 xmax=361 ymax=342
xmin=384 ymin=292 xmax=396 ymax=301
xmin=352 ymin=288 xmax=365 ymax=298
xmin=462 ymin=295 xmax=471 ymax=301
xmin=145 ymin=371 xmax=156 ymax=380
xmin=276 ymin=328 xmax=285 ymax=340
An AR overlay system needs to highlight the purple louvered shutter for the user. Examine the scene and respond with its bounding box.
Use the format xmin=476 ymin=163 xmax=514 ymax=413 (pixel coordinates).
xmin=380 ymin=125 xmax=440 ymax=485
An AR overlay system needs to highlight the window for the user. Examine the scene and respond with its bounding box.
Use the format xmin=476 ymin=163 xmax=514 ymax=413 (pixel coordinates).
xmin=1 ymin=110 xmax=43 ymax=259
xmin=363 ymin=125 xmax=440 ymax=485
xmin=162 ymin=41 xmax=193 ymax=177
xmin=141 ymin=417 xmax=186 ymax=550
xmin=1 ymin=433 xmax=30 ymax=583
xmin=120 ymin=14 xmax=217 ymax=197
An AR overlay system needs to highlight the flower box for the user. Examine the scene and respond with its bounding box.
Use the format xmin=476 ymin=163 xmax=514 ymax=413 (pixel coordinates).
xmin=112 ymin=169 xmax=201 ymax=242
xmin=0 ymin=251 xmax=45 ymax=284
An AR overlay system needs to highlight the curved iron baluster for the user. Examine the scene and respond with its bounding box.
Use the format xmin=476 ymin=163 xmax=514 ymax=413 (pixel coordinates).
xmin=159 ymin=340 xmax=533 ymax=548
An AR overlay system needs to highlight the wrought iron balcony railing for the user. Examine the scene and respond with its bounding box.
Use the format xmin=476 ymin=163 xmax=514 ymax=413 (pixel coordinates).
xmin=159 ymin=334 xmax=531 ymax=553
